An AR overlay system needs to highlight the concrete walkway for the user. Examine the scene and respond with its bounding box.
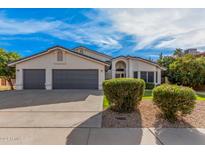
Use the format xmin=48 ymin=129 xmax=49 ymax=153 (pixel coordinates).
xmin=0 ymin=128 xmax=205 ymax=145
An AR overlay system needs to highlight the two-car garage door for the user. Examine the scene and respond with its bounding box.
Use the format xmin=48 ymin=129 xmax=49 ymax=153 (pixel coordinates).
xmin=52 ymin=69 xmax=98 ymax=89
xmin=23 ymin=69 xmax=98 ymax=89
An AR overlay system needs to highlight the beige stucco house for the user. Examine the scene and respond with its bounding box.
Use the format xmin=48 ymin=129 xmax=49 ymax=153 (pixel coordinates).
xmin=8 ymin=46 xmax=165 ymax=90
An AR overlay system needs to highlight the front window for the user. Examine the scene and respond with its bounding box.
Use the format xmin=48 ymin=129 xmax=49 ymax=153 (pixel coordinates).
xmin=134 ymin=71 xmax=138 ymax=78
xmin=57 ymin=50 xmax=63 ymax=61
xmin=140 ymin=71 xmax=147 ymax=81
xmin=140 ymin=71 xmax=154 ymax=83
xmin=148 ymin=72 xmax=154 ymax=82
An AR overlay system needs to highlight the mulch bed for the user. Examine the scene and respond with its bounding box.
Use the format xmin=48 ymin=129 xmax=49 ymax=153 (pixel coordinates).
xmin=102 ymin=100 xmax=205 ymax=128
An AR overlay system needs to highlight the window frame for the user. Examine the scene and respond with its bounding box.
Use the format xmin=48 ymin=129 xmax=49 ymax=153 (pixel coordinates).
xmin=140 ymin=71 xmax=155 ymax=83
xmin=148 ymin=72 xmax=154 ymax=83
xmin=57 ymin=50 xmax=63 ymax=62
xmin=133 ymin=71 xmax=138 ymax=78
xmin=79 ymin=49 xmax=84 ymax=54
xmin=140 ymin=71 xmax=147 ymax=82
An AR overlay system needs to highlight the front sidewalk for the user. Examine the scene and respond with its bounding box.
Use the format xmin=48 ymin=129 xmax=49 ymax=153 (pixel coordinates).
xmin=0 ymin=127 xmax=205 ymax=145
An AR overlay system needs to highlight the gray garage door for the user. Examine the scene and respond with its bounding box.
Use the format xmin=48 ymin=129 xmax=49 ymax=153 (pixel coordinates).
xmin=52 ymin=69 xmax=98 ymax=89
xmin=23 ymin=69 xmax=45 ymax=89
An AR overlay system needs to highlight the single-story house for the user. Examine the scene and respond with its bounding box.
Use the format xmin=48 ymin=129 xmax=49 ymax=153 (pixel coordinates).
xmin=0 ymin=77 xmax=15 ymax=87
xmin=8 ymin=46 xmax=166 ymax=90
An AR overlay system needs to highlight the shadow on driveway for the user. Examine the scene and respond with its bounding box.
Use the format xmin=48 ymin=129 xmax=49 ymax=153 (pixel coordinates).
xmin=0 ymin=90 xmax=102 ymax=110
xmin=66 ymin=109 xmax=144 ymax=145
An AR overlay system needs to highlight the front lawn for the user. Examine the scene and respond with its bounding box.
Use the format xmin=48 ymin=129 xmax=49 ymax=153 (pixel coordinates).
xmin=104 ymin=90 xmax=205 ymax=108
xmin=143 ymin=90 xmax=205 ymax=100
xmin=142 ymin=90 xmax=153 ymax=99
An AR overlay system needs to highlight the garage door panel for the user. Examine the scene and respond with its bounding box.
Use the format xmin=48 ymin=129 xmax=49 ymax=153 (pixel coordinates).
xmin=23 ymin=69 xmax=45 ymax=89
xmin=52 ymin=69 xmax=98 ymax=89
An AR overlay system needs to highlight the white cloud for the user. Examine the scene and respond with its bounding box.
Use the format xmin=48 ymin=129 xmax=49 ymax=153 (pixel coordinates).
xmin=2 ymin=9 xmax=205 ymax=51
xmin=103 ymin=9 xmax=205 ymax=50
xmin=0 ymin=16 xmax=61 ymax=34
xmin=0 ymin=12 xmax=122 ymax=50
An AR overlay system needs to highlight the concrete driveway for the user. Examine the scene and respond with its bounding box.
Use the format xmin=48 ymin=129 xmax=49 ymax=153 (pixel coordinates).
xmin=0 ymin=90 xmax=103 ymax=144
xmin=1 ymin=90 xmax=205 ymax=145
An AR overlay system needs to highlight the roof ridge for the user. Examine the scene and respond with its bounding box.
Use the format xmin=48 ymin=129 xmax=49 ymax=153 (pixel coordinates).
xmin=73 ymin=46 xmax=112 ymax=58
xmin=8 ymin=45 xmax=109 ymax=66
xmin=112 ymin=55 xmax=166 ymax=70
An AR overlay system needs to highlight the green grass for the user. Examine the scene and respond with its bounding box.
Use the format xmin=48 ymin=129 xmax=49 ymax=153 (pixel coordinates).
xmin=196 ymin=92 xmax=205 ymax=101
xmin=103 ymin=96 xmax=110 ymax=109
xmin=103 ymin=90 xmax=205 ymax=107
xmin=142 ymin=90 xmax=153 ymax=99
xmin=142 ymin=90 xmax=205 ymax=101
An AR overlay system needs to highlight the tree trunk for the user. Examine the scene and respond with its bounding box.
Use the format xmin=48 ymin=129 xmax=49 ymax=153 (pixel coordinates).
xmin=7 ymin=78 xmax=14 ymax=90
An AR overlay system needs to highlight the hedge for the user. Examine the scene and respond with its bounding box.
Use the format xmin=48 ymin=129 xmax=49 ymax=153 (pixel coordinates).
xmin=145 ymin=82 xmax=155 ymax=90
xmin=153 ymin=84 xmax=196 ymax=122
xmin=103 ymin=78 xmax=145 ymax=112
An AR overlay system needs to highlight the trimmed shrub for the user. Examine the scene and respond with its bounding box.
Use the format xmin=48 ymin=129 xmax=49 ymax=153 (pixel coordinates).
xmin=153 ymin=84 xmax=196 ymax=122
xmin=103 ymin=78 xmax=145 ymax=113
xmin=146 ymin=82 xmax=155 ymax=90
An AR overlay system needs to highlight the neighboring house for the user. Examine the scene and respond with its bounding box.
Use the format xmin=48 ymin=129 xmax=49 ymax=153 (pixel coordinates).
xmin=184 ymin=48 xmax=200 ymax=55
xmin=0 ymin=77 xmax=8 ymax=86
xmin=8 ymin=46 xmax=165 ymax=90
xmin=0 ymin=77 xmax=15 ymax=87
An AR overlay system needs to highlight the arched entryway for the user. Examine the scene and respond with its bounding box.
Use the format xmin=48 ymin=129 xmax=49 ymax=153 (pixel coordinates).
xmin=115 ymin=60 xmax=126 ymax=78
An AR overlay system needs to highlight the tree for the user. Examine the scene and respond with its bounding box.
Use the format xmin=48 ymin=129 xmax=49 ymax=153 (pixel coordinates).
xmin=173 ymin=48 xmax=184 ymax=57
xmin=0 ymin=49 xmax=21 ymax=90
xmin=157 ymin=56 xmax=175 ymax=69
xmin=157 ymin=55 xmax=176 ymax=82
xmin=159 ymin=52 xmax=163 ymax=60
xmin=169 ymin=54 xmax=205 ymax=88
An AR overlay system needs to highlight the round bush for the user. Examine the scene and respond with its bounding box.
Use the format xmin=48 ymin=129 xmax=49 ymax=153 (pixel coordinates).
xmin=153 ymin=84 xmax=196 ymax=122
xmin=103 ymin=78 xmax=145 ymax=113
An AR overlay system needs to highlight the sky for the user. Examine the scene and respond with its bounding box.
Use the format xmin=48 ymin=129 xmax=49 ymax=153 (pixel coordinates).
xmin=0 ymin=8 xmax=205 ymax=60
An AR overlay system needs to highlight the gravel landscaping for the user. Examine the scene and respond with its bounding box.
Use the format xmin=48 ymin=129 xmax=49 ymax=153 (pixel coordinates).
xmin=102 ymin=100 xmax=205 ymax=128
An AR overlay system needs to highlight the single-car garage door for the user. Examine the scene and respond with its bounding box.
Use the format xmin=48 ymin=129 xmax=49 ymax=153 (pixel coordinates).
xmin=23 ymin=69 xmax=45 ymax=89
xmin=52 ymin=69 xmax=98 ymax=89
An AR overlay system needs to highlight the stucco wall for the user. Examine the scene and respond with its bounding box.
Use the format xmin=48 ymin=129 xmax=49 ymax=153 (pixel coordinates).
xmin=15 ymin=49 xmax=105 ymax=90
xmin=111 ymin=57 xmax=162 ymax=84
xmin=130 ymin=59 xmax=161 ymax=84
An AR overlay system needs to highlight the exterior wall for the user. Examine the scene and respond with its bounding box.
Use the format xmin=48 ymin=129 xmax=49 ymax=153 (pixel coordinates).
xmin=130 ymin=59 xmax=161 ymax=84
xmin=74 ymin=48 xmax=111 ymax=62
xmin=111 ymin=57 xmax=162 ymax=84
xmin=15 ymin=49 xmax=105 ymax=90
xmin=105 ymin=70 xmax=112 ymax=80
